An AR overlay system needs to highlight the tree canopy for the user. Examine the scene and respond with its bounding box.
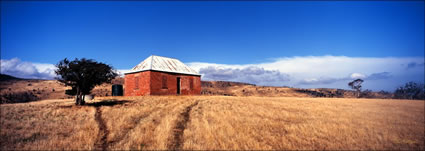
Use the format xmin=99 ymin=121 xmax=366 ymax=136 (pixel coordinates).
xmin=348 ymin=79 xmax=364 ymax=98
xmin=55 ymin=58 xmax=117 ymax=105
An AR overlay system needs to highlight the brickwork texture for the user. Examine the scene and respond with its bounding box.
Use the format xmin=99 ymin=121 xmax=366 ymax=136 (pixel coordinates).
xmin=124 ymin=71 xmax=201 ymax=96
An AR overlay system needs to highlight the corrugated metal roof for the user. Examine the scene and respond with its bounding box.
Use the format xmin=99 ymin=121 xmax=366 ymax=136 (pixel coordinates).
xmin=126 ymin=55 xmax=200 ymax=76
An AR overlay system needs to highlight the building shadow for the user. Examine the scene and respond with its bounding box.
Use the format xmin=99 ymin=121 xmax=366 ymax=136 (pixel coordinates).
xmin=56 ymin=99 xmax=131 ymax=109
xmin=85 ymin=99 xmax=131 ymax=107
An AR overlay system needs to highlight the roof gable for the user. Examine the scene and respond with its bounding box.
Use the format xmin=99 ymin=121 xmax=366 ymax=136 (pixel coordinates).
xmin=126 ymin=55 xmax=200 ymax=76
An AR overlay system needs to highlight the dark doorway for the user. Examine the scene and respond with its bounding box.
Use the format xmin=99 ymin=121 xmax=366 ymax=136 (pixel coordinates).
xmin=176 ymin=77 xmax=181 ymax=95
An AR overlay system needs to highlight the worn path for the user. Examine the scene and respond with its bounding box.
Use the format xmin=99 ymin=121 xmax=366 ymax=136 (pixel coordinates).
xmin=168 ymin=100 xmax=200 ymax=150
xmin=94 ymin=107 xmax=109 ymax=151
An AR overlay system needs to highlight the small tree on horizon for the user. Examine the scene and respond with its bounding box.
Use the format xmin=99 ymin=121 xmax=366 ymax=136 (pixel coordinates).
xmin=55 ymin=58 xmax=117 ymax=105
xmin=348 ymin=79 xmax=364 ymax=98
xmin=394 ymin=82 xmax=425 ymax=100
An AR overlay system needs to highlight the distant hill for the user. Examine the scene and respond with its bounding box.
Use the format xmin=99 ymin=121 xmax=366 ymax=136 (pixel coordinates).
xmin=0 ymin=74 xmax=25 ymax=81
xmin=0 ymin=74 xmax=393 ymax=104
xmin=0 ymin=74 xmax=124 ymax=104
xmin=201 ymin=80 xmax=393 ymax=99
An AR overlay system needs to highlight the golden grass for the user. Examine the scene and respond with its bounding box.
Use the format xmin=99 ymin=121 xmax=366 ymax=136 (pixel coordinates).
xmin=0 ymin=99 xmax=98 ymax=150
xmin=1 ymin=96 xmax=424 ymax=150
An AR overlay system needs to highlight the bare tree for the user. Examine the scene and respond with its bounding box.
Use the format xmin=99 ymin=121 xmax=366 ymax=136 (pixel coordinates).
xmin=348 ymin=79 xmax=364 ymax=98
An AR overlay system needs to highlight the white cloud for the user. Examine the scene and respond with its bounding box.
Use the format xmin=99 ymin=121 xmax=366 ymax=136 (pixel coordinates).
xmin=406 ymin=62 xmax=425 ymax=69
xmin=116 ymin=69 xmax=132 ymax=77
xmin=187 ymin=56 xmax=424 ymax=91
xmin=366 ymin=72 xmax=392 ymax=80
xmin=298 ymin=72 xmax=392 ymax=85
xmin=0 ymin=58 xmax=134 ymax=79
xmin=199 ymin=66 xmax=289 ymax=86
xmin=350 ymin=73 xmax=366 ymax=79
xmin=0 ymin=58 xmax=57 ymax=79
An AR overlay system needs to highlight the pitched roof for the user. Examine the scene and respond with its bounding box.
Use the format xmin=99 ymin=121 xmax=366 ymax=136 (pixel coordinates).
xmin=125 ymin=55 xmax=200 ymax=76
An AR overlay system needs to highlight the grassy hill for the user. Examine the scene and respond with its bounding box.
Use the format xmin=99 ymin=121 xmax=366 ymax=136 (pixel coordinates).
xmin=201 ymin=80 xmax=392 ymax=98
xmin=1 ymin=96 xmax=423 ymax=150
xmin=0 ymin=74 xmax=26 ymax=81
xmin=0 ymin=74 xmax=392 ymax=104
xmin=0 ymin=74 xmax=123 ymax=103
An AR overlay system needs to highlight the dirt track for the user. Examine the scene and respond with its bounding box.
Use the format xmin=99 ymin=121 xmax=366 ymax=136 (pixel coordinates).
xmin=168 ymin=100 xmax=200 ymax=150
xmin=94 ymin=107 xmax=109 ymax=150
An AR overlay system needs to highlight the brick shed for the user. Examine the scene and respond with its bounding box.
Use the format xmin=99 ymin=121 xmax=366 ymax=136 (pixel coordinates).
xmin=124 ymin=55 xmax=201 ymax=96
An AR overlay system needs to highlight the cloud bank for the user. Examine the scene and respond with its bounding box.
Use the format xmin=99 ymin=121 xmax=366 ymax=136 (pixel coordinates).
xmin=200 ymin=66 xmax=289 ymax=86
xmin=0 ymin=58 xmax=132 ymax=79
xmin=298 ymin=72 xmax=392 ymax=85
xmin=188 ymin=56 xmax=424 ymax=91
xmin=1 ymin=58 xmax=57 ymax=79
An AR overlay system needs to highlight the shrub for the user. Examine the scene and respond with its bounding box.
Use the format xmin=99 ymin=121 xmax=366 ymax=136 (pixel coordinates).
xmin=393 ymin=82 xmax=425 ymax=100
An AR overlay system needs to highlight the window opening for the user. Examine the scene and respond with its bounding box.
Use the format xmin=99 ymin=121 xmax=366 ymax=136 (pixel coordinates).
xmin=162 ymin=76 xmax=168 ymax=89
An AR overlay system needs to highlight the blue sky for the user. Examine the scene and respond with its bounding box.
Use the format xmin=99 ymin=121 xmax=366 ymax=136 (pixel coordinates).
xmin=1 ymin=1 xmax=424 ymax=91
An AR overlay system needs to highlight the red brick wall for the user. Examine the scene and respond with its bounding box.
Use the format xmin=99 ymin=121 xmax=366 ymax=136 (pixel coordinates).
xmin=124 ymin=70 xmax=201 ymax=96
xmin=124 ymin=71 xmax=151 ymax=96
xmin=150 ymin=71 xmax=201 ymax=95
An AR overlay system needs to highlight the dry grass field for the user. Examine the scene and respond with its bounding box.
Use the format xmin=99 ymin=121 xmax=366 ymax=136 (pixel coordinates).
xmin=1 ymin=96 xmax=424 ymax=150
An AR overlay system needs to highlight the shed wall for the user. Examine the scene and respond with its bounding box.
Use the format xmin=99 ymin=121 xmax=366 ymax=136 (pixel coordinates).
xmin=124 ymin=71 xmax=201 ymax=96
xmin=124 ymin=71 xmax=151 ymax=96
xmin=150 ymin=71 xmax=201 ymax=95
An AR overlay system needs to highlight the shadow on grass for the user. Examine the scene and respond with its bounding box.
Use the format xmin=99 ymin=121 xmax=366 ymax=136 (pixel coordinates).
xmin=58 ymin=99 xmax=131 ymax=108
xmin=86 ymin=100 xmax=131 ymax=107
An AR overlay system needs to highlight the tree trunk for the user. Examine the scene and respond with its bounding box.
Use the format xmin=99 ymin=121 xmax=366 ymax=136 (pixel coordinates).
xmin=81 ymin=94 xmax=85 ymax=105
xmin=75 ymin=95 xmax=79 ymax=105
xmin=75 ymin=87 xmax=82 ymax=105
xmin=357 ymin=90 xmax=361 ymax=98
xmin=76 ymin=94 xmax=82 ymax=105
